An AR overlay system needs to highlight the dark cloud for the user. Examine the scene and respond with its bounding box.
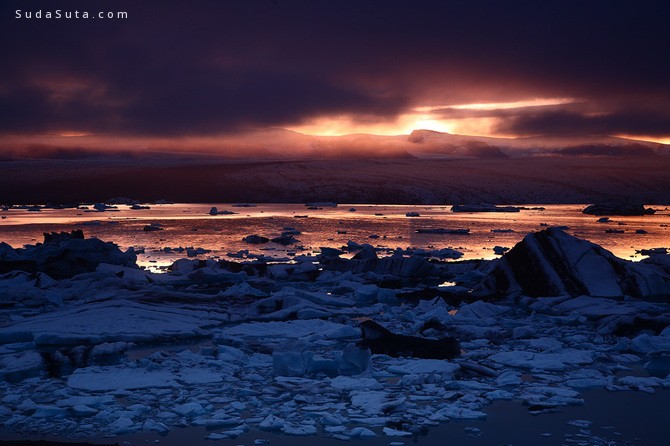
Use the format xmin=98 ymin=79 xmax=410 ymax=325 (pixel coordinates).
xmin=497 ymin=108 xmax=670 ymax=137
xmin=0 ymin=0 xmax=668 ymax=137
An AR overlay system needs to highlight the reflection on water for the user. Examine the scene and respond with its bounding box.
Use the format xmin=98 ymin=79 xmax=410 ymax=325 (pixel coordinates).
xmin=1 ymin=203 xmax=669 ymax=272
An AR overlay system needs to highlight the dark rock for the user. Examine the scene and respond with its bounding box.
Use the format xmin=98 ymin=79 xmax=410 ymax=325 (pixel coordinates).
xmin=209 ymin=207 xmax=235 ymax=215
xmin=582 ymin=203 xmax=655 ymax=216
xmin=271 ymin=234 xmax=300 ymax=245
xmin=358 ymin=320 xmax=460 ymax=359
xmin=352 ymin=244 xmax=378 ymax=261
xmin=106 ymin=196 xmax=140 ymax=205
xmin=638 ymin=248 xmax=668 ymax=257
xmin=415 ymin=228 xmax=470 ymax=234
xmin=492 ymin=246 xmax=509 ymax=255
xmin=452 ymin=204 xmax=520 ymax=213
xmin=44 ymin=229 xmax=84 ymax=243
xmin=0 ymin=231 xmax=137 ymax=279
xmin=318 ymin=247 xmax=344 ymax=260
xmin=243 ymin=234 xmax=270 ymax=244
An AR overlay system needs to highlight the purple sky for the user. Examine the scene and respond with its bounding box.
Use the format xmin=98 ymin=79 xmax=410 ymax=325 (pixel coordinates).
xmin=1 ymin=0 xmax=669 ymax=151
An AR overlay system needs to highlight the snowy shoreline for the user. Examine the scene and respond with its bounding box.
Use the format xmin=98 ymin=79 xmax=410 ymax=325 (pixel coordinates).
xmin=1 ymin=228 xmax=670 ymax=444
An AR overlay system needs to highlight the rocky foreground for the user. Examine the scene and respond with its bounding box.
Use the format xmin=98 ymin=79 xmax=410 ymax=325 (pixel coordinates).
xmin=1 ymin=229 xmax=670 ymax=442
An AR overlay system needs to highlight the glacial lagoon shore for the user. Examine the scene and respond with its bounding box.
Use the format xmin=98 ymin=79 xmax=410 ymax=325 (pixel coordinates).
xmin=1 ymin=203 xmax=670 ymax=445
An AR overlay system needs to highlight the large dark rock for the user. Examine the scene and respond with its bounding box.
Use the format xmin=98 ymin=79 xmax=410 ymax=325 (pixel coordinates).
xmin=242 ymin=234 xmax=270 ymax=244
xmin=472 ymin=228 xmax=670 ymax=299
xmin=0 ymin=231 xmax=137 ymax=279
xmin=358 ymin=320 xmax=461 ymax=359
xmin=582 ymin=203 xmax=655 ymax=216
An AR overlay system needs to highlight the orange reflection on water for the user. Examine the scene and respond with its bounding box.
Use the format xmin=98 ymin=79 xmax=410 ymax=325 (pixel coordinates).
xmin=1 ymin=204 xmax=669 ymax=270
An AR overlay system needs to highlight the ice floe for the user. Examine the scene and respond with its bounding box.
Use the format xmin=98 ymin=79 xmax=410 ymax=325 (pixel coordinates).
xmin=0 ymin=228 xmax=669 ymax=442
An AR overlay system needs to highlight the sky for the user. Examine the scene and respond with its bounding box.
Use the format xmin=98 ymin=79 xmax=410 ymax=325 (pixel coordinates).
xmin=1 ymin=0 xmax=669 ymax=154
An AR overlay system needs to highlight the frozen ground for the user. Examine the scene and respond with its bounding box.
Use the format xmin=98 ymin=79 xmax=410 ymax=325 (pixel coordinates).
xmin=1 ymin=228 xmax=670 ymax=444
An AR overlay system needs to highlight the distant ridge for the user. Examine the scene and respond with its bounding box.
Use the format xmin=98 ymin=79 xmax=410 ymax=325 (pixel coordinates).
xmin=1 ymin=129 xmax=666 ymax=161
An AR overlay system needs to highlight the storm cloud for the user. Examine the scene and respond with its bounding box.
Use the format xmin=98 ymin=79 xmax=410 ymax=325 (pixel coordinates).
xmin=1 ymin=0 xmax=668 ymax=139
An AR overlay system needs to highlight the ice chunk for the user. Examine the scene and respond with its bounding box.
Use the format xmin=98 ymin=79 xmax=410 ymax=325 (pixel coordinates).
xmin=355 ymin=284 xmax=379 ymax=303
xmin=630 ymin=334 xmax=670 ymax=354
xmin=108 ymin=415 xmax=137 ymax=435
xmin=456 ymin=301 xmax=510 ymax=319
xmin=567 ymin=419 xmax=594 ymax=428
xmin=72 ymin=405 xmax=98 ymax=417
xmin=618 ymin=375 xmax=664 ymax=389
xmin=0 ymin=300 xmax=217 ymax=345
xmin=174 ymin=402 xmax=207 ymax=417
xmin=321 ymin=413 xmax=345 ymax=426
xmin=474 ymin=227 xmax=670 ymax=298
xmin=430 ymin=405 xmax=487 ymax=420
xmin=272 ymin=340 xmax=315 ymax=377
xmin=259 ymin=414 xmax=285 ymax=431
xmin=388 ymin=359 xmax=459 ymax=377
xmin=348 ymin=427 xmax=376 ymax=438
xmin=0 ymin=350 xmax=45 ymax=381
xmin=350 ymin=391 xmax=406 ymax=416
xmin=58 ymin=395 xmax=115 ymax=408
xmin=495 ymin=370 xmax=521 ymax=386
xmin=32 ymin=405 xmax=66 ymax=419
xmin=67 ymin=366 xmax=178 ymax=391
xmin=282 ymin=421 xmax=317 ymax=435
xmin=489 ymin=349 xmax=593 ymax=371
xmin=142 ymin=419 xmax=170 ymax=434
xmin=330 ymin=376 xmax=382 ymax=391
xmin=335 ymin=343 xmax=371 ymax=375
xmin=221 ymin=282 xmax=267 ymax=297
xmin=221 ymin=319 xmax=358 ymax=339
xmin=383 ymin=427 xmax=412 ymax=436
xmin=216 ymin=345 xmax=248 ymax=362
xmin=177 ymin=368 xmax=225 ymax=384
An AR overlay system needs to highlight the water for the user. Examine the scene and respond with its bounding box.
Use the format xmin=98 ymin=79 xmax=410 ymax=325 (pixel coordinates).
xmin=3 ymin=388 xmax=668 ymax=445
xmin=1 ymin=203 xmax=669 ymax=445
xmin=1 ymin=203 xmax=669 ymax=271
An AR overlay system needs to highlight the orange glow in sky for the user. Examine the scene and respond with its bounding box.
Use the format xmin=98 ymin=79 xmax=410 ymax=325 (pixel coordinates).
xmin=289 ymin=113 xmax=480 ymax=136
xmin=617 ymin=135 xmax=670 ymax=145
xmin=415 ymin=97 xmax=576 ymax=112
xmin=290 ymin=98 xmax=576 ymax=137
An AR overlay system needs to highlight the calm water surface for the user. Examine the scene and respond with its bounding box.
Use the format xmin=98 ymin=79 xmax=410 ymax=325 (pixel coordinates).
xmin=1 ymin=203 xmax=669 ymax=271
